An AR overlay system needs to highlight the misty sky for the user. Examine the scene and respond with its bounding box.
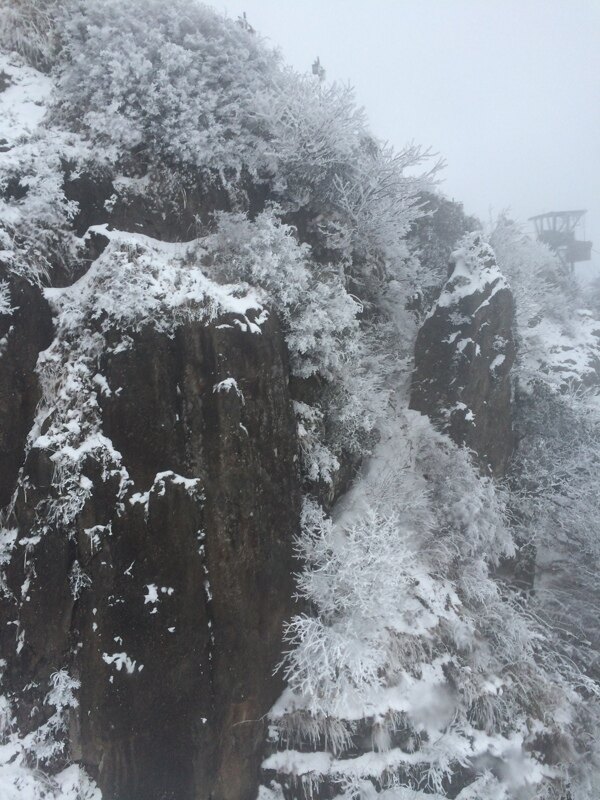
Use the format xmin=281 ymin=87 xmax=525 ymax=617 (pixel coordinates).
xmin=218 ymin=0 xmax=600 ymax=279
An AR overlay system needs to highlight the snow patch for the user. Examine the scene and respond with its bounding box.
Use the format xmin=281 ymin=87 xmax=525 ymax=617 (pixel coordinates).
xmin=102 ymin=652 xmax=142 ymax=675
xmin=213 ymin=377 xmax=245 ymax=403
xmin=0 ymin=54 xmax=52 ymax=147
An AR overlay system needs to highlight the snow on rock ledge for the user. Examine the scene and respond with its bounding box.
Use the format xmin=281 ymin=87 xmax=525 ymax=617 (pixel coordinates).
xmin=45 ymin=224 xmax=268 ymax=336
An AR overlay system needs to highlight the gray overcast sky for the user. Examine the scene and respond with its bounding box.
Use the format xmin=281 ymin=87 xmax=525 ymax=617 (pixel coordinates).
xmin=217 ymin=0 xmax=600 ymax=279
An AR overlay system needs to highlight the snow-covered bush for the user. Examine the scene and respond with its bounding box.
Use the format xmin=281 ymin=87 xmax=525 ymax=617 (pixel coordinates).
xmin=587 ymin=274 xmax=600 ymax=316
xmin=49 ymin=0 xmax=279 ymax=175
xmin=201 ymin=210 xmax=362 ymax=380
xmin=263 ymin=78 xmax=431 ymax=240
xmin=261 ymin=76 xmax=369 ymax=210
xmin=273 ymin=412 xmax=567 ymax=797
xmin=283 ymin=494 xmax=433 ymax=712
xmin=0 ymin=666 xmax=101 ymax=800
xmin=0 ymin=46 xmax=88 ymax=286
xmin=491 ymin=214 xmax=577 ymax=331
xmin=0 ymin=281 xmax=13 ymax=315
xmin=0 ymin=136 xmax=83 ymax=284
xmin=509 ymin=383 xmax=600 ymax=799
xmin=260 ymin=74 xmax=437 ymax=295
xmin=490 ymin=215 xmax=599 ymax=391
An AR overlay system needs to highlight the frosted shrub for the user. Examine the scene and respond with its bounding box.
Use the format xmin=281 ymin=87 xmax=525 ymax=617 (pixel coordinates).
xmin=205 ymin=210 xmax=361 ymax=380
xmin=511 ymin=385 xmax=600 ymax=670
xmin=500 ymin=211 xmax=600 ymax=800
xmin=0 ymin=282 xmax=13 ymax=315
xmin=261 ymin=77 xmax=368 ymax=208
xmin=286 ymin=278 xmax=361 ymax=380
xmin=415 ymin=430 xmax=515 ymax=569
xmin=45 ymin=669 xmax=79 ymax=715
xmin=0 ymin=136 xmax=82 ymax=284
xmin=261 ymin=74 xmax=436 ymax=290
xmin=332 ymin=141 xmax=437 ymax=268
xmin=276 ymin=414 xmax=564 ymax=792
xmin=52 ymin=0 xmax=279 ymax=175
xmin=294 ymin=401 xmax=340 ymax=486
xmin=282 ymin=497 xmax=420 ymax=712
xmin=206 ymin=211 xmax=312 ymax=307
xmin=68 ymin=560 xmax=91 ymax=598
xmin=491 ymin=214 xmax=577 ymax=331
xmin=407 ymin=193 xmax=480 ymax=297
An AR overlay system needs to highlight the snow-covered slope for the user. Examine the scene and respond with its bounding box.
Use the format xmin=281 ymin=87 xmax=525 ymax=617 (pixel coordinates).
xmin=262 ymin=321 xmax=568 ymax=800
xmin=0 ymin=52 xmax=52 ymax=147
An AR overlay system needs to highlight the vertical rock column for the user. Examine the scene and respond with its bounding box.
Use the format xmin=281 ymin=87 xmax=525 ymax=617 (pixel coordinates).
xmin=0 ymin=306 xmax=300 ymax=800
xmin=410 ymin=232 xmax=515 ymax=476
xmin=0 ymin=273 xmax=53 ymax=506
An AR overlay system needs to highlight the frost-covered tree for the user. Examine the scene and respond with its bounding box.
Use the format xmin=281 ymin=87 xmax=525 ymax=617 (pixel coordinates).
xmin=266 ymin=408 xmax=576 ymax=799
xmin=508 ymin=384 xmax=600 ymax=799
xmin=491 ymin=215 xmax=596 ymax=391
xmin=51 ymin=0 xmax=280 ymax=175
xmin=490 ymin=214 xmax=578 ymax=331
xmin=492 ymin=216 xmax=600 ymax=797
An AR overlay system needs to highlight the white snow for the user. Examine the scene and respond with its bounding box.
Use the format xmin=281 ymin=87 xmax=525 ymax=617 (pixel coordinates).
xmin=130 ymin=471 xmax=202 ymax=518
xmin=45 ymin=225 xmax=268 ymax=337
xmin=435 ymin=234 xmax=509 ymax=312
xmin=0 ymin=54 xmax=52 ymax=147
xmin=0 ymin=528 xmax=18 ymax=566
xmin=213 ymin=377 xmax=245 ymax=403
xmin=144 ymin=584 xmax=174 ymax=607
xmin=0 ymin=762 xmax=101 ymax=800
xmin=520 ymin=310 xmax=600 ymax=389
xmin=92 ymin=373 xmax=112 ymax=397
xmin=489 ymin=354 xmax=505 ymax=372
xmin=144 ymin=584 xmax=159 ymax=605
xmin=102 ymin=652 xmax=141 ymax=675
xmin=0 ymin=281 xmax=15 ymax=316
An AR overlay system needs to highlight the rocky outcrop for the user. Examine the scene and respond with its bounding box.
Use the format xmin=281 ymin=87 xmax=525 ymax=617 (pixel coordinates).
xmin=64 ymin=162 xmax=270 ymax=247
xmin=0 ymin=303 xmax=300 ymax=800
xmin=0 ymin=272 xmax=53 ymax=506
xmin=410 ymin=233 xmax=515 ymax=476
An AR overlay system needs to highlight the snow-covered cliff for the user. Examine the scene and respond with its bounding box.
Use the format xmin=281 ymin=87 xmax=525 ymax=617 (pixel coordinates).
xmin=0 ymin=3 xmax=599 ymax=800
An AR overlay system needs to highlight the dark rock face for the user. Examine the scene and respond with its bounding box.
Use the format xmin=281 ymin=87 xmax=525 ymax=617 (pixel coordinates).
xmin=64 ymin=163 xmax=269 ymax=245
xmin=0 ymin=307 xmax=300 ymax=800
xmin=0 ymin=272 xmax=53 ymax=506
xmin=410 ymin=233 xmax=515 ymax=476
